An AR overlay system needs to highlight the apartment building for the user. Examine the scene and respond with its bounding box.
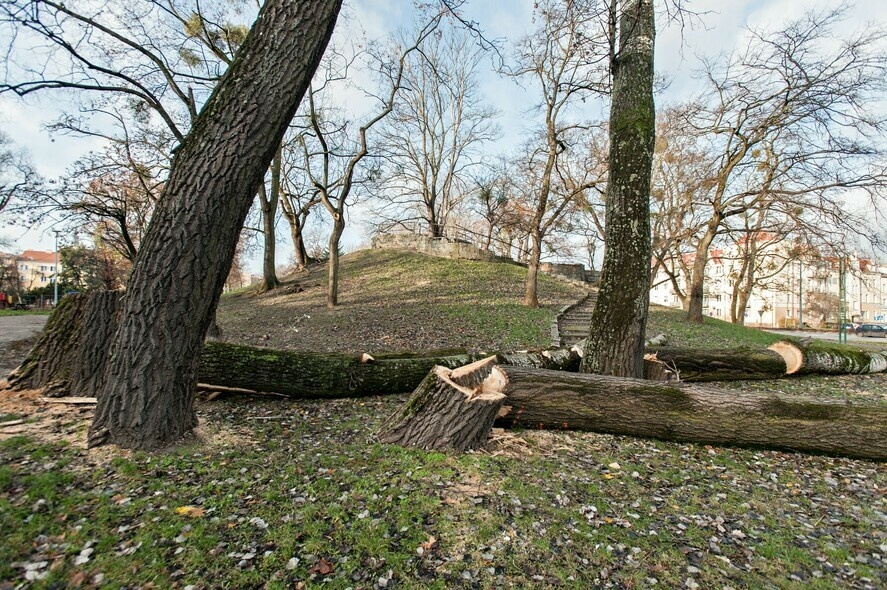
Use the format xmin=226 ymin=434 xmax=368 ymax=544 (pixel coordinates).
xmin=650 ymin=247 xmax=887 ymax=328
xmin=0 ymin=250 xmax=62 ymax=295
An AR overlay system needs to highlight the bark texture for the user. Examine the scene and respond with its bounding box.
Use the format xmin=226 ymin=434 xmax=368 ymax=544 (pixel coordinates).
xmin=6 ymin=293 xmax=89 ymax=394
xmin=583 ymin=0 xmax=655 ymax=377
xmin=378 ymin=357 xmax=506 ymax=451
xmin=769 ymin=340 xmax=887 ymax=376
xmin=644 ymin=347 xmax=787 ymax=382
xmin=67 ymin=291 xmax=122 ymax=397
xmin=7 ymin=292 xmax=121 ymax=397
xmin=384 ymin=359 xmax=886 ymax=460
xmin=89 ymin=0 xmax=343 ymax=450
xmin=495 ymin=365 xmax=886 ymax=460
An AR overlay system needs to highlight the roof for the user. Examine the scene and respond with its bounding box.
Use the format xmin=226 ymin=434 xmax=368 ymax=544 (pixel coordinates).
xmin=18 ymin=250 xmax=58 ymax=263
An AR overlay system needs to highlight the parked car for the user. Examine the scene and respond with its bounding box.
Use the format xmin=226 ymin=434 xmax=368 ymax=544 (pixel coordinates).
xmin=855 ymin=324 xmax=887 ymax=338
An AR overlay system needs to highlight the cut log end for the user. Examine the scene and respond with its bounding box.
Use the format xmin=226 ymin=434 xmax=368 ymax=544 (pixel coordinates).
xmin=768 ymin=341 xmax=804 ymax=374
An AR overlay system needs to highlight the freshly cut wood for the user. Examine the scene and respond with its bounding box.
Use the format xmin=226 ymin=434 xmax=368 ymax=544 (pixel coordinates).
xmin=384 ymin=358 xmax=887 ymax=460
xmin=378 ymin=357 xmax=506 ymax=451
xmin=644 ymin=348 xmax=787 ymax=382
xmin=769 ymin=340 xmax=887 ymax=375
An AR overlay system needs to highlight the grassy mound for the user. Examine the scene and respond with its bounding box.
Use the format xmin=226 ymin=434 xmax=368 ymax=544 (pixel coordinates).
xmin=217 ymin=249 xmax=587 ymax=353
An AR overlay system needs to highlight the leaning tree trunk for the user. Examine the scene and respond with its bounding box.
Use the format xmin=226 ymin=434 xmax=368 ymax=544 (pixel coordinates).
xmin=769 ymin=340 xmax=887 ymax=375
xmin=6 ymin=292 xmax=121 ymax=397
xmin=5 ymin=293 xmax=89 ymax=394
xmin=582 ymin=0 xmax=655 ymax=378
xmin=89 ymin=0 xmax=343 ymax=450
xmin=382 ymin=358 xmax=887 ymax=461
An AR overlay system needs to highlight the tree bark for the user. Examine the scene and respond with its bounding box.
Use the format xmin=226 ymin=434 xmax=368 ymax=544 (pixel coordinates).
xmin=769 ymin=340 xmax=887 ymax=376
xmin=583 ymin=0 xmax=655 ymax=377
xmin=378 ymin=356 xmax=506 ymax=451
xmin=326 ymin=215 xmax=345 ymax=307
xmin=5 ymin=293 xmax=89 ymax=394
xmin=89 ymin=0 xmax=343 ymax=450
xmin=644 ymin=347 xmax=787 ymax=382
xmin=523 ymin=230 xmax=542 ymax=308
xmin=68 ymin=291 xmax=122 ymax=397
xmin=384 ymin=359 xmax=887 ymax=461
xmin=6 ymin=292 xmax=121 ymax=397
xmin=257 ymin=147 xmax=283 ymax=293
xmin=686 ymin=220 xmax=719 ymax=324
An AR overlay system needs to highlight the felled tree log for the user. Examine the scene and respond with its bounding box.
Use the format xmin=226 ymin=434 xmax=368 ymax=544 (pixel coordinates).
xmin=644 ymin=348 xmax=787 ymax=382
xmin=378 ymin=357 xmax=506 ymax=451
xmin=5 ymin=290 xmax=581 ymax=399
xmin=382 ymin=358 xmax=887 ymax=460
xmin=769 ymin=340 xmax=887 ymax=375
xmin=197 ymin=343 xmax=580 ymax=398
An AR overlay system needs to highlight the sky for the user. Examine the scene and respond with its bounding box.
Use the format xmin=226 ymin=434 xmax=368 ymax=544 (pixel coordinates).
xmin=1 ymin=0 xmax=885 ymax=271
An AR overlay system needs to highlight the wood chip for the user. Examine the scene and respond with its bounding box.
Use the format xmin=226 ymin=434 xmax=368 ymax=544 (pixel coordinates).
xmin=0 ymin=419 xmax=25 ymax=426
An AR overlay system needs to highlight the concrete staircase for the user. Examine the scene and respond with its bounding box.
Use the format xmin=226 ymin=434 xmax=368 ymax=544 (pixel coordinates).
xmin=556 ymin=291 xmax=598 ymax=347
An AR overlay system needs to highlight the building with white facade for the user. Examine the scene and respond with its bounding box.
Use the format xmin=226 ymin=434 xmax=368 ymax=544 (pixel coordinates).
xmin=650 ymin=246 xmax=887 ymax=328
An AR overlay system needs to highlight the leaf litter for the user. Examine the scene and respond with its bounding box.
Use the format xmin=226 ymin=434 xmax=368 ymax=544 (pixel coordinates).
xmin=1 ymin=383 xmax=884 ymax=589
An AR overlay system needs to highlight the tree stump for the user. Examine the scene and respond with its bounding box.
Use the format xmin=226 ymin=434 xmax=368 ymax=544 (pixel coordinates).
xmin=6 ymin=291 xmax=121 ymax=398
xmin=378 ymin=356 xmax=506 ymax=451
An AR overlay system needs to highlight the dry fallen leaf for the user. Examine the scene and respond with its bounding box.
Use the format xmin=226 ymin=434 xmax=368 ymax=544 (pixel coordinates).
xmin=309 ymin=558 xmax=334 ymax=575
xmin=420 ymin=535 xmax=438 ymax=551
xmin=174 ymin=506 xmax=205 ymax=518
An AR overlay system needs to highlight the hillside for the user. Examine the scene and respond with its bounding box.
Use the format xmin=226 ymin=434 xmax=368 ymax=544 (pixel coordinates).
xmin=217 ymin=249 xmax=588 ymax=353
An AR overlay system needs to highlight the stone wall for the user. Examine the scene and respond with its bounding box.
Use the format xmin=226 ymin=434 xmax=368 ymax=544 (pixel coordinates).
xmin=371 ymin=233 xmax=501 ymax=262
xmin=539 ymin=262 xmax=588 ymax=283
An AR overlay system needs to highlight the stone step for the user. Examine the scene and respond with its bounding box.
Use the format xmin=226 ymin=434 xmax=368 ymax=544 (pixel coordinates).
xmin=560 ymin=327 xmax=591 ymax=335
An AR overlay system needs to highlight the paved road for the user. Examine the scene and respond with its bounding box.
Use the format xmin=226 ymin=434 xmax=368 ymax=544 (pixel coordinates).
xmin=0 ymin=314 xmax=49 ymax=346
xmin=765 ymin=329 xmax=887 ymax=343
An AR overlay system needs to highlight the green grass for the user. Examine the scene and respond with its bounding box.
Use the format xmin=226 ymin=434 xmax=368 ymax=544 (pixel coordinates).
xmin=216 ymin=249 xmax=587 ymax=353
xmin=3 ymin=250 xmax=886 ymax=588
xmin=646 ymin=304 xmax=783 ymax=349
xmin=3 ymin=397 xmax=883 ymax=589
xmin=0 ymin=309 xmax=53 ymax=316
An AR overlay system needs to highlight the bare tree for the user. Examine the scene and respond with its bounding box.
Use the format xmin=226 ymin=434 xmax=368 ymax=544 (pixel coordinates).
xmin=680 ymin=7 xmax=887 ymax=323
xmin=0 ymin=0 xmax=250 ymax=259
xmin=510 ymin=0 xmax=611 ymax=307
xmin=372 ymin=25 xmax=499 ymax=238
xmin=292 ymin=18 xmax=443 ymax=308
xmin=0 ymin=131 xmax=34 ymax=214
